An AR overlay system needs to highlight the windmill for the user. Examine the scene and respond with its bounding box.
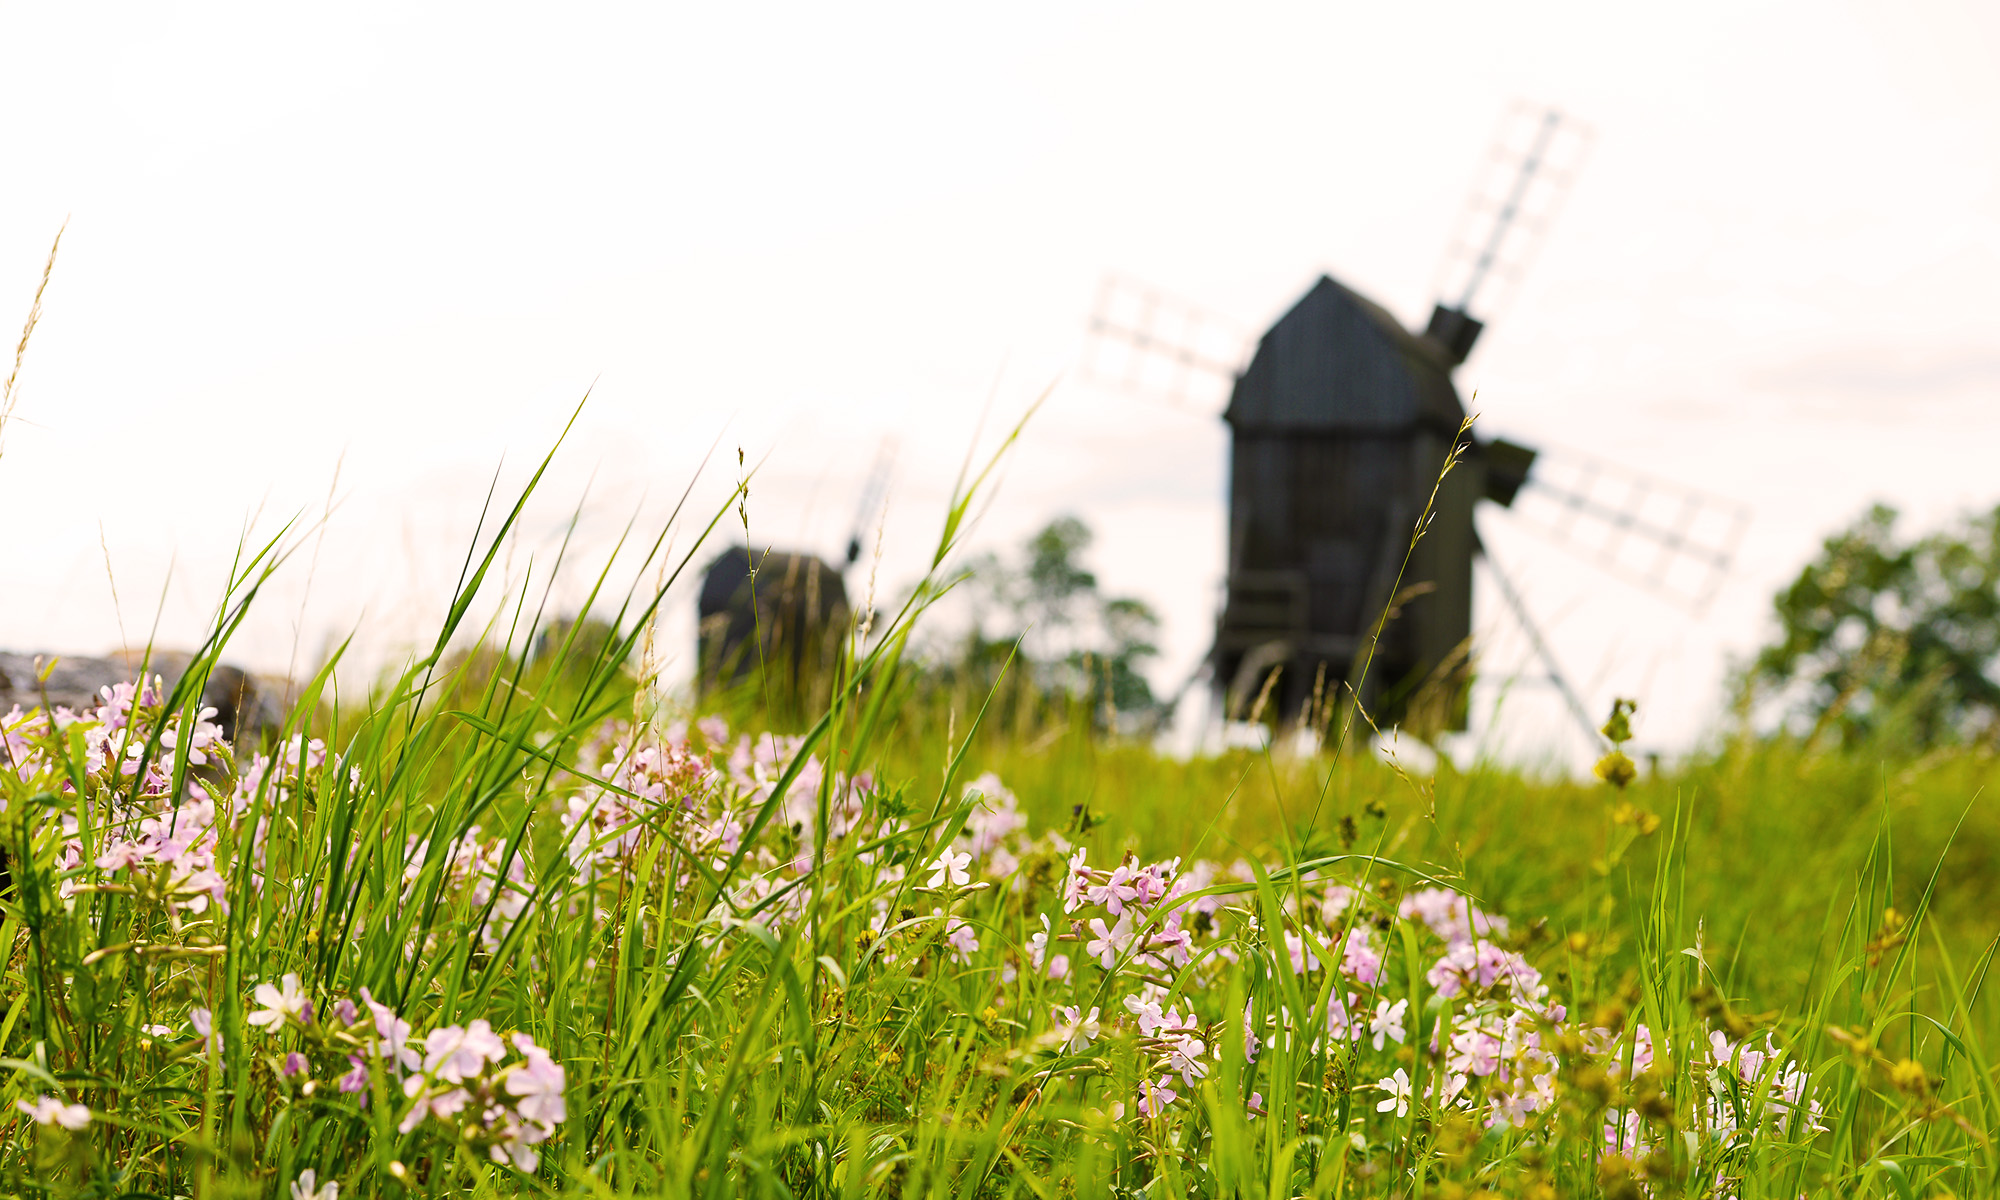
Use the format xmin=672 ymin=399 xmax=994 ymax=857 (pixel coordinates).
xmin=695 ymin=438 xmax=898 ymax=694
xmin=1082 ymin=104 xmax=1748 ymax=746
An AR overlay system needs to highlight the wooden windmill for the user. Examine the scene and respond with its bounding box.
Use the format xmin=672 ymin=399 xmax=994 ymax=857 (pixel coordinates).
xmin=695 ymin=439 xmax=897 ymax=695
xmin=1083 ymin=105 xmax=1747 ymax=743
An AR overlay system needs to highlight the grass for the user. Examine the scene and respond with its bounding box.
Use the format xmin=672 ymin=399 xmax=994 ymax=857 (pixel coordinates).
xmin=2 ymin=409 xmax=1998 ymax=1199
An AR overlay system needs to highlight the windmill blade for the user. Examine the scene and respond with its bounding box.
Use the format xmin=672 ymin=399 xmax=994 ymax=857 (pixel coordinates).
xmin=842 ymin=436 xmax=898 ymax=567
xmin=1081 ymin=272 xmax=1253 ymax=410
xmin=1499 ymin=442 xmax=1750 ymax=616
xmin=1431 ymin=102 xmax=1593 ymax=322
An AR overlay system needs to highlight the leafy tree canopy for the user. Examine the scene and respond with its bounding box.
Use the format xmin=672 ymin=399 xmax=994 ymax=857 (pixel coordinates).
xmin=947 ymin=515 xmax=1163 ymax=723
xmin=1746 ymin=502 xmax=2000 ymax=749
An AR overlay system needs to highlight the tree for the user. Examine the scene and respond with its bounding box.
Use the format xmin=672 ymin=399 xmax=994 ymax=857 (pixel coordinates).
xmin=948 ymin=515 xmax=1163 ymax=725
xmin=1745 ymin=502 xmax=2000 ymax=749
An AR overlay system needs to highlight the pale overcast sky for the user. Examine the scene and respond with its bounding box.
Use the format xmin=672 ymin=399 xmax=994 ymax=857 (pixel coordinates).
xmin=2 ymin=2 xmax=1997 ymax=765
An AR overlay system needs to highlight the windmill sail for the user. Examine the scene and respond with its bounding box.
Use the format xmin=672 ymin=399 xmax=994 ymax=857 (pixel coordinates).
xmin=1081 ymin=273 xmax=1251 ymax=408
xmin=1496 ymin=441 xmax=1749 ymax=615
xmin=1430 ymin=103 xmax=1593 ymax=329
xmin=843 ymin=436 xmax=898 ymax=566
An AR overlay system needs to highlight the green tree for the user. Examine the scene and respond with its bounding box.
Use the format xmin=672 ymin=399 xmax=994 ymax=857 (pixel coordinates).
xmin=950 ymin=515 xmax=1163 ymax=725
xmin=1746 ymin=502 xmax=2000 ymax=748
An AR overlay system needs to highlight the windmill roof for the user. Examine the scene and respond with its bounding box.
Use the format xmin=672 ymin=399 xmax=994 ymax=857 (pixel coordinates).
xmin=1224 ymin=275 xmax=1466 ymax=434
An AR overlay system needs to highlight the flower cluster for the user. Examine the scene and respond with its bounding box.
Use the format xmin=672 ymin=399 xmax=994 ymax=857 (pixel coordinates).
xmin=0 ymin=674 xmax=1839 ymax=1194
xmin=238 ymin=973 xmax=568 ymax=1172
xmin=1600 ymin=1024 xmax=1822 ymax=1158
xmin=3 ymin=679 xmax=234 ymax=912
xmin=401 ymin=826 xmax=533 ymax=954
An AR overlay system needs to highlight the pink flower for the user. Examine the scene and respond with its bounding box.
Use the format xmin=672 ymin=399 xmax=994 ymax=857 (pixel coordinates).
xmin=339 ymin=1055 xmax=369 ymax=1094
xmin=357 ymin=989 xmax=420 ymax=1071
xmin=1489 ymin=1082 xmax=1544 ymax=1127
xmin=423 ymin=1020 xmax=506 ymax=1083
xmin=159 ymin=707 xmax=222 ymax=767
xmin=1061 ymin=849 xmax=1092 ymax=914
xmin=1090 ymin=864 xmax=1143 ymax=915
xmin=1450 ymin=1025 xmax=1501 ymax=1076
xmin=1124 ymin=991 xmax=1166 ymax=1036
xmin=1320 ymin=884 xmax=1357 ymax=924
xmin=943 ymin=916 xmax=979 ymax=964
xmin=1284 ymin=931 xmax=1322 ymax=974
xmin=191 ymin=1006 xmax=225 ymax=1054
xmin=1426 ymin=943 xmax=1478 ymax=998
xmin=95 ymin=841 xmax=150 ymax=872
xmin=15 ymin=1094 xmax=89 ymax=1129
xmin=1085 ymin=915 xmax=1133 ymax=969
xmin=504 ymin=1034 xmax=567 ymax=1126
xmin=1162 ymin=1029 xmax=1209 ymax=1087
xmin=1053 ymin=1005 xmax=1101 ymax=1052
xmin=1340 ymin=927 xmax=1384 ymax=984
xmin=396 ymin=1081 xmax=470 ymax=1133
xmin=1327 ymin=990 xmax=1359 ymax=1041
xmin=1136 ymin=1076 xmax=1178 ymax=1118
xmin=1148 ymin=925 xmax=1194 ymax=967
xmin=1604 ymin=1109 xmax=1648 ymax=1154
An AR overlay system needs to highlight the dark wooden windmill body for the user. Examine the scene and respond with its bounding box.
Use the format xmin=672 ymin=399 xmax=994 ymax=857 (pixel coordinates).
xmin=1215 ymin=278 xmax=1524 ymax=726
xmin=696 ymin=546 xmax=851 ymax=694
xmin=693 ymin=439 xmax=896 ymax=699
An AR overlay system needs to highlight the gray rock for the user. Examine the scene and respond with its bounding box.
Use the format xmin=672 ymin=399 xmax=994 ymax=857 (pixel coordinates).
xmin=0 ymin=650 xmax=290 ymax=744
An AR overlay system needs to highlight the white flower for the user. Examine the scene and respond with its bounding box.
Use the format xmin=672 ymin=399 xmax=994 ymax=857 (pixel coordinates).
xmin=16 ymin=1094 xmax=90 ymax=1129
xmin=1028 ymin=913 xmax=1053 ymax=966
xmin=926 ymin=849 xmax=971 ymax=889
xmin=289 ymin=1168 xmax=339 ymax=1200
xmin=1369 ymin=998 xmax=1408 ymax=1050
xmin=1375 ymin=1067 xmax=1412 ymax=1117
xmin=248 ymin=973 xmax=310 ymax=1030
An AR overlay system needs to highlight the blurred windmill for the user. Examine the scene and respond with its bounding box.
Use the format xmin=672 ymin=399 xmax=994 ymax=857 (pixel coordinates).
xmin=1082 ymin=104 xmax=1748 ymax=747
xmin=695 ymin=437 xmax=898 ymax=696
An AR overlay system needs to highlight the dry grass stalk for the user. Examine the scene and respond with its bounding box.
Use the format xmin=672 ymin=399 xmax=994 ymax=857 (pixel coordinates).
xmin=1 ymin=222 xmax=66 ymax=463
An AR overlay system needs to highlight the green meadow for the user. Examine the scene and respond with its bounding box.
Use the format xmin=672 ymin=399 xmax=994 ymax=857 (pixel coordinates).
xmin=2 ymin=416 xmax=1997 ymax=1200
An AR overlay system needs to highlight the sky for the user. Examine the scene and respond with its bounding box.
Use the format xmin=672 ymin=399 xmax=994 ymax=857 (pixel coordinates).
xmin=1 ymin=1 xmax=1997 ymax=767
